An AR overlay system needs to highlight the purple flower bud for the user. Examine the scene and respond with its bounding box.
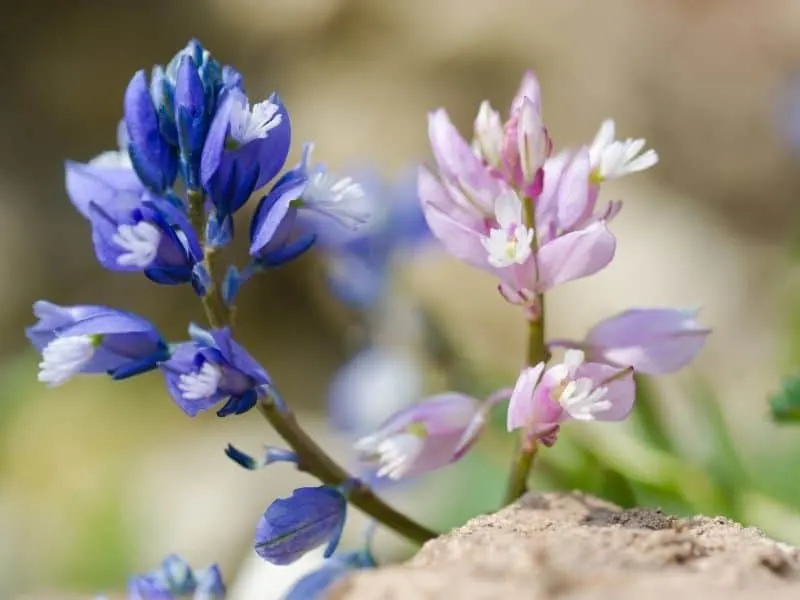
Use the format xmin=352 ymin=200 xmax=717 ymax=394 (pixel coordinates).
xmin=354 ymin=392 xmax=482 ymax=480
xmin=224 ymin=443 xmax=297 ymax=470
xmin=159 ymin=325 xmax=271 ymax=417
xmin=581 ymin=308 xmax=711 ymax=375
xmin=175 ymin=55 xmax=208 ymax=189
xmin=26 ymin=301 xmax=168 ymax=385
xmin=255 ymin=486 xmax=347 ymax=565
xmin=124 ymin=70 xmax=178 ymax=193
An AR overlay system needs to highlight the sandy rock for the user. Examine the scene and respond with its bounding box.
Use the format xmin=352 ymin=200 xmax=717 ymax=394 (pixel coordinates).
xmin=332 ymin=492 xmax=800 ymax=599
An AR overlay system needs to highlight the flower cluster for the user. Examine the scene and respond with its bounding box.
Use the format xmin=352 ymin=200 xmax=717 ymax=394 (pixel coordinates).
xmin=28 ymin=41 xmax=711 ymax=599
xmin=29 ymin=39 xmax=382 ymax=598
xmin=348 ymin=72 xmax=709 ymax=481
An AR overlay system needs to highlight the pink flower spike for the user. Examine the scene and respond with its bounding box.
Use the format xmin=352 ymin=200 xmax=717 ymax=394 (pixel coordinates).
xmin=584 ymin=308 xmax=711 ymax=375
xmin=354 ymin=392 xmax=480 ymax=480
xmin=536 ymin=220 xmax=617 ymax=292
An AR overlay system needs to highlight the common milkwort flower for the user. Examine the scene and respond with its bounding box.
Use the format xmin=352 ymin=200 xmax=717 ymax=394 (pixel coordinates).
xmin=29 ymin=40 xmax=711 ymax=600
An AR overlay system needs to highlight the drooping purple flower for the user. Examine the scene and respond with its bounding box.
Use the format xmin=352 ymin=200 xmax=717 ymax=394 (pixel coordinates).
xmin=506 ymin=349 xmax=635 ymax=446
xmin=550 ymin=308 xmax=710 ymax=375
xmin=354 ymin=392 xmax=484 ymax=480
xmin=255 ymin=486 xmax=347 ymax=566
xmin=159 ymin=325 xmax=270 ymax=417
xmin=26 ymin=300 xmax=169 ymax=385
xmin=283 ymin=550 xmax=376 ymax=600
xmin=201 ymin=87 xmax=291 ymax=216
xmin=85 ymin=195 xmax=202 ymax=287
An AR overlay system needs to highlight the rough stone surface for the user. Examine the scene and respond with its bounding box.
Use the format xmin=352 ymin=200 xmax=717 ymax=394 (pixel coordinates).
xmin=331 ymin=492 xmax=800 ymax=600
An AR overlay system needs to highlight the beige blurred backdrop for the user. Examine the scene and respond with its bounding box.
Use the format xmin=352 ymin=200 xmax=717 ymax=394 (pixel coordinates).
xmin=4 ymin=0 xmax=800 ymax=597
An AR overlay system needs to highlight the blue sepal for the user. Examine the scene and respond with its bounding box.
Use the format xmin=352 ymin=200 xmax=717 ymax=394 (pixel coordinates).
xmin=221 ymin=265 xmax=240 ymax=306
xmin=108 ymin=343 xmax=170 ymax=380
xmin=254 ymin=232 xmax=316 ymax=268
xmin=191 ymin=263 xmax=211 ymax=296
xmin=217 ymin=388 xmax=258 ymax=417
xmin=224 ymin=444 xmax=298 ymax=470
xmin=206 ymin=210 xmax=234 ymax=249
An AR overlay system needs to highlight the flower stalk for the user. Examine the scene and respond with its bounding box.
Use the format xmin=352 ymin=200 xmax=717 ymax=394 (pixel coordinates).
xmin=191 ymin=206 xmax=437 ymax=544
xmin=189 ymin=189 xmax=229 ymax=328
xmin=502 ymin=196 xmax=548 ymax=506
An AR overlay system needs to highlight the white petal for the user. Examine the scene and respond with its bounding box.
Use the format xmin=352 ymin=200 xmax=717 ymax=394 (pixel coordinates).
xmin=112 ymin=222 xmax=161 ymax=268
xmin=589 ymin=119 xmax=616 ymax=167
xmin=38 ymin=335 xmax=96 ymax=387
xmin=177 ymin=362 xmax=223 ymax=400
xmin=494 ymin=191 xmax=524 ymax=229
xmin=563 ymin=349 xmax=586 ymax=374
xmin=624 ymin=149 xmax=659 ymax=174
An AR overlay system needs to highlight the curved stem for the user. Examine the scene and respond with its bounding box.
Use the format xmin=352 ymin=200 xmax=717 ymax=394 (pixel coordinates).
xmin=188 ymin=194 xmax=437 ymax=545
xmin=257 ymin=392 xmax=437 ymax=544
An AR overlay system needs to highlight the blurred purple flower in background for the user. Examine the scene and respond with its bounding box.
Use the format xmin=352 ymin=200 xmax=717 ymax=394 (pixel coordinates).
xmin=301 ymin=167 xmax=431 ymax=310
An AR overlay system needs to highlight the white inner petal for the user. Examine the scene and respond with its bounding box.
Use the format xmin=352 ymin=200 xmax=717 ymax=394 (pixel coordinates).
xmin=558 ymin=379 xmax=611 ymax=421
xmin=38 ymin=335 xmax=96 ymax=387
xmin=373 ymin=433 xmax=425 ymax=480
xmin=89 ymin=150 xmax=132 ymax=169
xmin=113 ymin=222 xmax=162 ymax=268
xmin=481 ymin=192 xmax=534 ymax=268
xmin=304 ymin=170 xmax=370 ymax=229
xmin=229 ymin=98 xmax=282 ymax=145
xmin=178 ymin=362 xmax=223 ymax=400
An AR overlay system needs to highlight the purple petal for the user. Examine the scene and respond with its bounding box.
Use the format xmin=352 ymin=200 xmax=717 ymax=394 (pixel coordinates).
xmin=506 ymin=363 xmax=546 ymax=431
xmin=585 ymin=308 xmax=710 ymax=375
xmin=574 ymin=362 xmax=636 ymax=421
xmin=555 ymin=148 xmax=595 ymax=231
xmin=200 ymin=91 xmax=234 ymax=187
xmin=249 ymin=174 xmax=306 ymax=255
xmin=421 ymin=201 xmax=493 ymax=272
xmin=65 ymin=161 xmax=143 ymax=219
xmin=536 ymin=221 xmax=616 ymax=291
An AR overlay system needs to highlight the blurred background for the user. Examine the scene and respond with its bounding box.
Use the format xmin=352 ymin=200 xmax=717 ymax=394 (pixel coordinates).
xmin=5 ymin=0 xmax=800 ymax=597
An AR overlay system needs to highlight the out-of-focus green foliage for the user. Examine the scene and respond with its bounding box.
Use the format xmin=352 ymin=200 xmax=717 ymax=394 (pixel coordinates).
xmin=769 ymin=374 xmax=800 ymax=424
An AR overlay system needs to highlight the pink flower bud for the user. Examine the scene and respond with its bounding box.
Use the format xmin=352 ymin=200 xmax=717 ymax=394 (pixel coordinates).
xmin=354 ymin=392 xmax=482 ymax=480
xmin=582 ymin=308 xmax=710 ymax=375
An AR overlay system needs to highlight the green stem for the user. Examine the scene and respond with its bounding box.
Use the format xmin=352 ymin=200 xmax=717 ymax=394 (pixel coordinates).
xmin=187 ymin=189 xmax=229 ymax=329
xmin=501 ymin=195 xmax=548 ymax=506
xmin=187 ymin=189 xmax=437 ymax=545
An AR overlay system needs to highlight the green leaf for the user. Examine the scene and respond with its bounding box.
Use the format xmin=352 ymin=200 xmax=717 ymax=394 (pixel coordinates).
xmin=769 ymin=374 xmax=800 ymax=424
